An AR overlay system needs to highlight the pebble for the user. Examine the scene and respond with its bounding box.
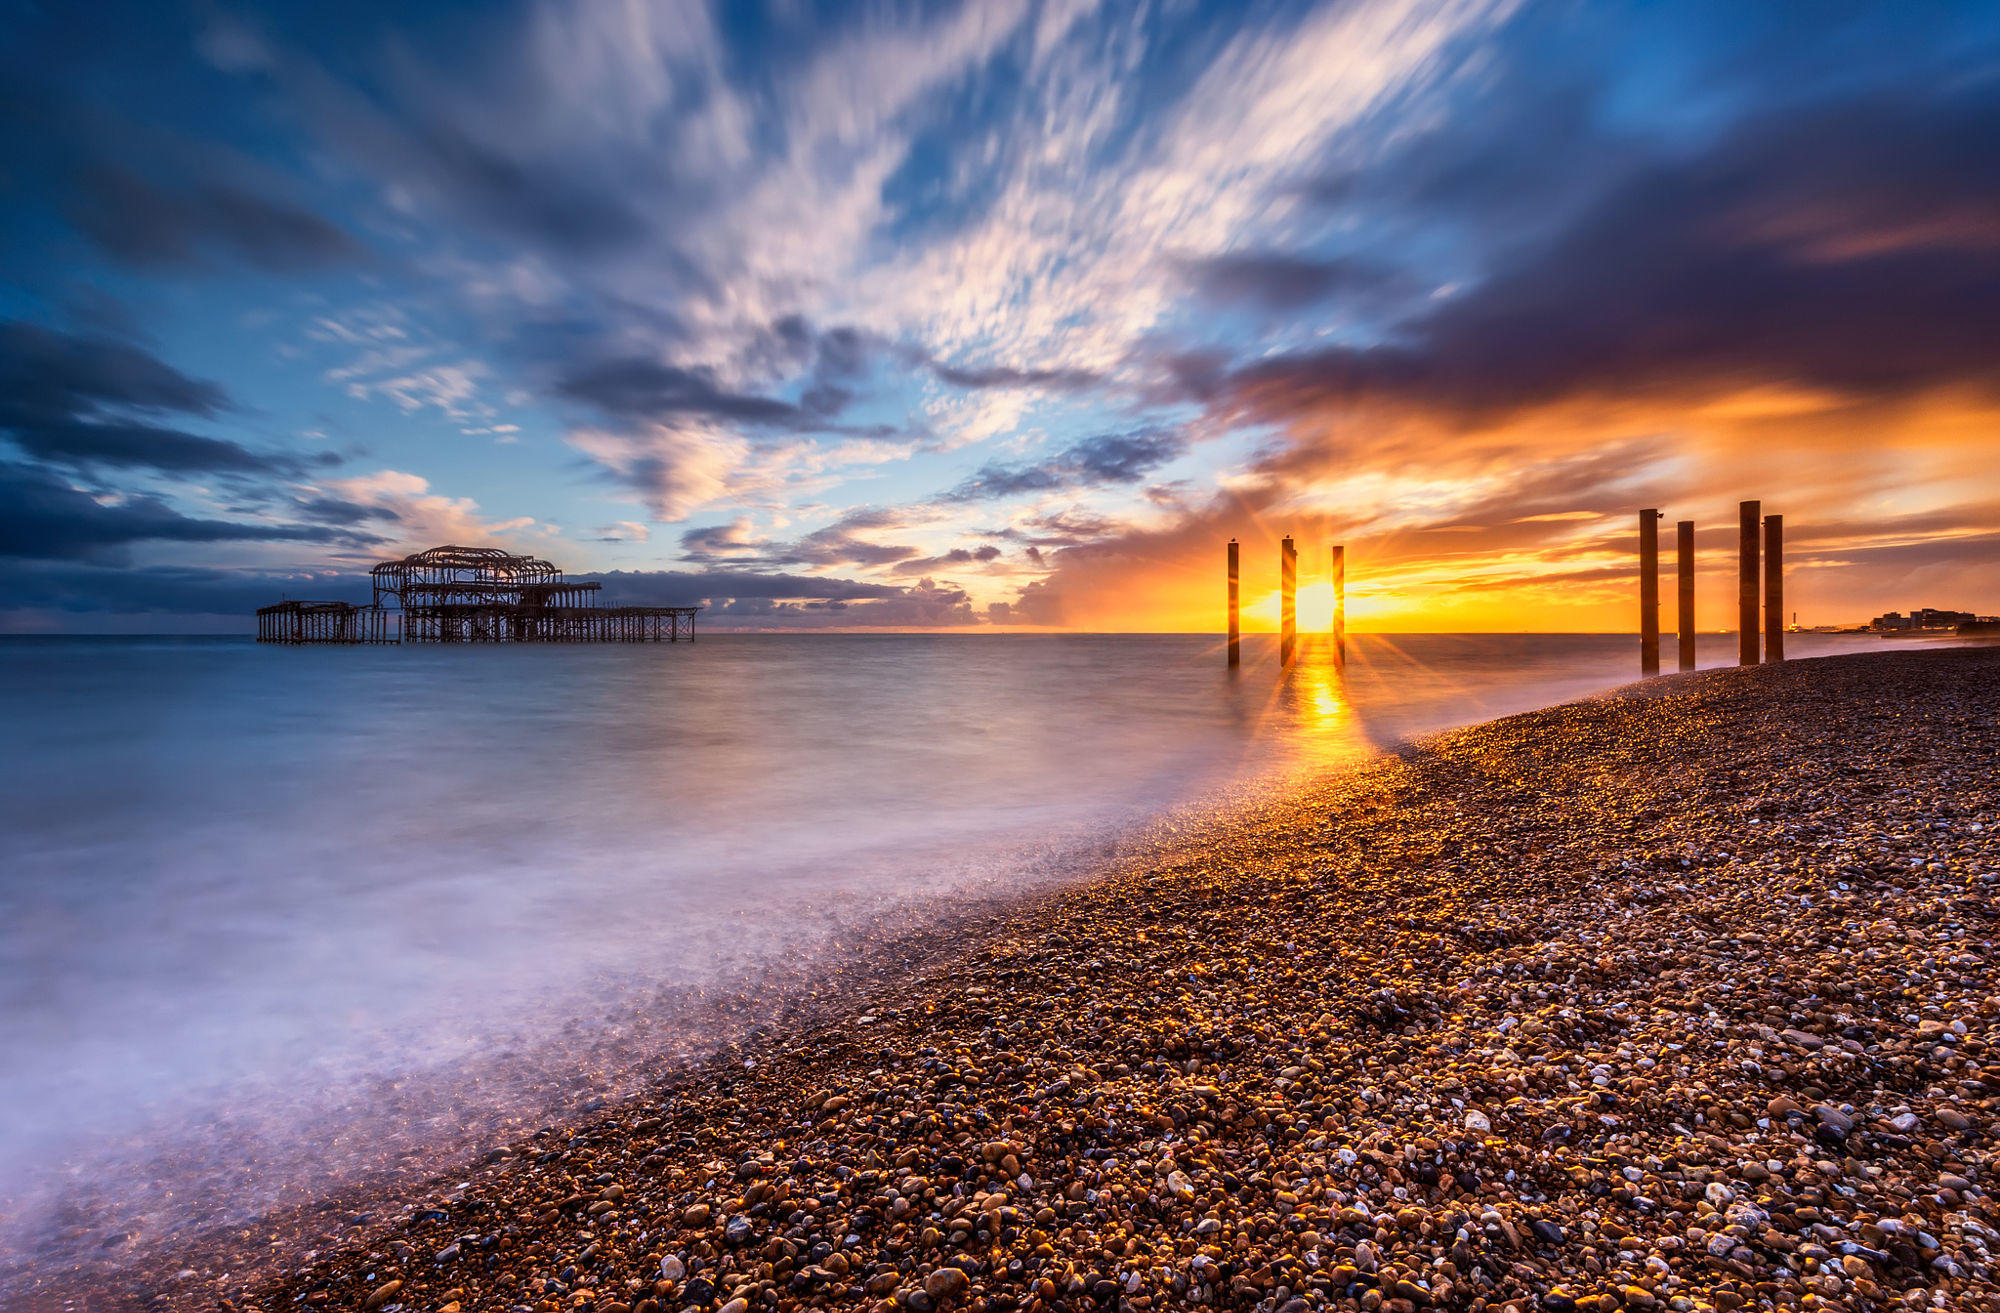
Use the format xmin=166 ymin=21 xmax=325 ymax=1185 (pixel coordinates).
xmin=99 ymin=652 xmax=2000 ymax=1313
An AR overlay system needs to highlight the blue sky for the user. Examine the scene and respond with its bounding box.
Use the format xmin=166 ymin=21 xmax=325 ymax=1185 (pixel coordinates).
xmin=2 ymin=0 xmax=1997 ymax=630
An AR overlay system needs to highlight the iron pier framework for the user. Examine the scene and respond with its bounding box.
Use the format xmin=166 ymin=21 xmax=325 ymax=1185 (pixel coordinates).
xmin=256 ymin=600 xmax=396 ymax=645
xmin=257 ymin=545 xmax=698 ymax=644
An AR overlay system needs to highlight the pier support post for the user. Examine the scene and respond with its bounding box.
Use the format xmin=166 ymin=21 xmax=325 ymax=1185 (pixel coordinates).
xmin=1640 ymin=510 xmax=1661 ymax=677
xmin=1764 ymin=513 xmax=1784 ymax=663
xmin=1227 ymin=539 xmax=1240 ymax=667
xmin=1331 ymin=543 xmax=1346 ymax=669
xmin=1739 ymin=500 xmax=1761 ymax=666
xmin=1676 ymin=520 xmax=1695 ymax=672
xmin=1280 ymin=535 xmax=1297 ymax=667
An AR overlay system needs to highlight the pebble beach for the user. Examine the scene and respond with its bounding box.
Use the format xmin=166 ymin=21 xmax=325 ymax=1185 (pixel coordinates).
xmin=44 ymin=647 xmax=2000 ymax=1313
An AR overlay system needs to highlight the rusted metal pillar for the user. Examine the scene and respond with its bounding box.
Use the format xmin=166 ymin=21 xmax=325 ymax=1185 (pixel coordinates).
xmin=1227 ymin=539 xmax=1240 ymax=667
xmin=1739 ymin=500 xmax=1761 ymax=665
xmin=1640 ymin=510 xmax=1661 ymax=677
xmin=1280 ymin=535 xmax=1297 ymax=666
xmin=1676 ymin=520 xmax=1695 ymax=672
xmin=1764 ymin=514 xmax=1784 ymax=663
xmin=1331 ymin=543 xmax=1346 ymax=669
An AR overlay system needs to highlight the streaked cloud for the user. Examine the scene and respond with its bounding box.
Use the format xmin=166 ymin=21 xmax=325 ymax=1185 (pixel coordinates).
xmin=0 ymin=1 xmax=1994 ymax=630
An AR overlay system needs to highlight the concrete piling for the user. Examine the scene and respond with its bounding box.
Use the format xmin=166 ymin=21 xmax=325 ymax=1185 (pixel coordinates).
xmin=1331 ymin=542 xmax=1346 ymax=669
xmin=1764 ymin=514 xmax=1784 ymax=663
xmin=1280 ymin=535 xmax=1297 ymax=666
xmin=1739 ymin=500 xmax=1761 ymax=666
xmin=1227 ymin=539 xmax=1240 ymax=667
xmin=1640 ymin=510 xmax=1661 ymax=677
xmin=1676 ymin=519 xmax=1695 ymax=672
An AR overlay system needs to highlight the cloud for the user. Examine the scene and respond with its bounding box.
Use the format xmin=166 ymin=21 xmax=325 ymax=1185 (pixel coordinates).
xmin=944 ymin=428 xmax=1185 ymax=501
xmin=65 ymin=164 xmax=362 ymax=273
xmin=0 ymin=461 xmax=367 ymax=563
xmin=0 ymin=73 xmax=364 ymax=274
xmin=567 ymin=423 xmax=751 ymax=521
xmin=891 ymin=543 xmax=1002 ymax=575
xmin=0 ymin=562 xmax=373 ymax=620
xmin=1205 ymin=79 xmax=2000 ymax=429
xmin=576 ymin=568 xmax=977 ymax=628
xmin=557 ymin=356 xmax=826 ymax=426
xmin=0 ymin=321 xmax=326 ymax=476
xmin=678 ymin=508 xmax=920 ymax=570
xmin=927 ymin=360 xmax=1099 ymax=391
xmin=308 ymin=470 xmax=540 ymax=550
xmin=1177 ymin=252 xmax=1411 ymax=312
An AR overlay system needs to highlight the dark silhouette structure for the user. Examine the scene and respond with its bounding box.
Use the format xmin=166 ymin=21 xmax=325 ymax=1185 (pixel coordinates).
xmin=256 ymin=545 xmax=698 ymax=644
xmin=1739 ymin=500 xmax=1761 ymax=665
xmin=1226 ymin=539 xmax=1240 ymax=667
xmin=1639 ymin=509 xmax=1662 ymax=676
xmin=1279 ymin=535 xmax=1297 ymax=666
xmin=256 ymin=600 xmax=395 ymax=645
xmin=1638 ymin=502 xmax=1783 ymax=676
xmin=1676 ymin=520 xmax=1695 ymax=672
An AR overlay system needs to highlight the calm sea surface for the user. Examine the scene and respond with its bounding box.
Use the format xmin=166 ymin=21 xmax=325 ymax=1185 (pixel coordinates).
xmin=0 ymin=630 xmax=1949 ymax=1270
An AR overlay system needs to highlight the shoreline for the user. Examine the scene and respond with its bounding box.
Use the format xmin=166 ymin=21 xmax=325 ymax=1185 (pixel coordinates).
xmin=26 ymin=647 xmax=2000 ymax=1312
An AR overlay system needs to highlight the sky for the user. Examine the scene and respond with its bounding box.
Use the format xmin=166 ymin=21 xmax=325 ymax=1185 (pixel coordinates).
xmin=1 ymin=0 xmax=1996 ymax=633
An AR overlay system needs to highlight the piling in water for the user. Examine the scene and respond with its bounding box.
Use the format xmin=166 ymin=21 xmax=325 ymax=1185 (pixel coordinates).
xmin=1227 ymin=539 xmax=1240 ymax=667
xmin=1639 ymin=510 xmax=1661 ymax=677
xmin=1764 ymin=513 xmax=1785 ymax=663
xmin=1739 ymin=500 xmax=1761 ymax=666
xmin=1331 ymin=543 xmax=1346 ymax=669
xmin=1280 ymin=536 xmax=1297 ymax=667
xmin=1677 ymin=519 xmax=1695 ymax=672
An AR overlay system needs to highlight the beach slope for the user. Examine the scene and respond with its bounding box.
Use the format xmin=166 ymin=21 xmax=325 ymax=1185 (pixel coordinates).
xmin=91 ymin=649 xmax=2000 ymax=1312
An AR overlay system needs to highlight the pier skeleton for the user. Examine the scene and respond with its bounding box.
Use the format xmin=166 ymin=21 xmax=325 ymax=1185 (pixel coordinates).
xmin=257 ymin=545 xmax=698 ymax=644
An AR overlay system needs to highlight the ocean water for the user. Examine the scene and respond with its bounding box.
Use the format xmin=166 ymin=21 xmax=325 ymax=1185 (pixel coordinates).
xmin=0 ymin=630 xmax=1947 ymax=1276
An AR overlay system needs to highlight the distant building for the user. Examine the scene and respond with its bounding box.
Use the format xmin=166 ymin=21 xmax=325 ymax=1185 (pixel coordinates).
xmin=1871 ymin=607 xmax=1981 ymax=631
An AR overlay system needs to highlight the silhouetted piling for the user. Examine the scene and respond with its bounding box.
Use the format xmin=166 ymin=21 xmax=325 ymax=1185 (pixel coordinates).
xmin=1280 ymin=536 xmax=1297 ymax=666
xmin=1227 ymin=539 xmax=1240 ymax=667
xmin=1639 ymin=509 xmax=1661 ymax=677
xmin=1331 ymin=542 xmax=1346 ymax=669
xmin=1676 ymin=519 xmax=1695 ymax=672
xmin=1764 ymin=514 xmax=1784 ymax=663
xmin=1739 ymin=500 xmax=1761 ymax=666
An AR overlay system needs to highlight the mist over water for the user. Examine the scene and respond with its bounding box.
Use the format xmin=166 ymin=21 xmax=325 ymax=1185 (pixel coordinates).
xmin=0 ymin=631 xmax=1948 ymax=1279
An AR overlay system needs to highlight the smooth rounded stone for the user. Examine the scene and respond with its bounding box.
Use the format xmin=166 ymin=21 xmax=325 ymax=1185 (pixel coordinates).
xmin=923 ymin=1267 xmax=970 ymax=1300
xmin=658 ymin=1255 xmax=684 ymax=1283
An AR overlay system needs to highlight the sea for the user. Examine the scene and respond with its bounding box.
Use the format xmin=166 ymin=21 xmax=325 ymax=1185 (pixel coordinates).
xmin=0 ymin=630 xmax=1953 ymax=1278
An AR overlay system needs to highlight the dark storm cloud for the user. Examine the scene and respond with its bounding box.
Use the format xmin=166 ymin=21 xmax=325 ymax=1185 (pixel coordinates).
xmin=557 ymin=357 xmax=818 ymax=425
xmin=677 ymin=510 xmax=920 ymax=570
xmin=0 ymin=562 xmax=373 ymax=617
xmin=0 ymin=322 xmax=327 ymax=476
xmin=927 ymin=360 xmax=1100 ymax=391
xmin=944 ymin=429 xmax=1185 ymax=502
xmin=291 ymin=495 xmax=403 ymax=525
xmin=0 ymin=461 xmax=369 ymax=563
xmin=575 ymin=569 xmax=975 ymax=627
xmin=66 ymin=164 xmax=362 ymax=273
xmin=1210 ymin=79 xmax=2000 ymax=426
xmin=890 ymin=544 xmax=1001 ymax=575
xmin=0 ymin=78 xmax=364 ymax=275
xmin=1178 ymin=252 xmax=1410 ymax=311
